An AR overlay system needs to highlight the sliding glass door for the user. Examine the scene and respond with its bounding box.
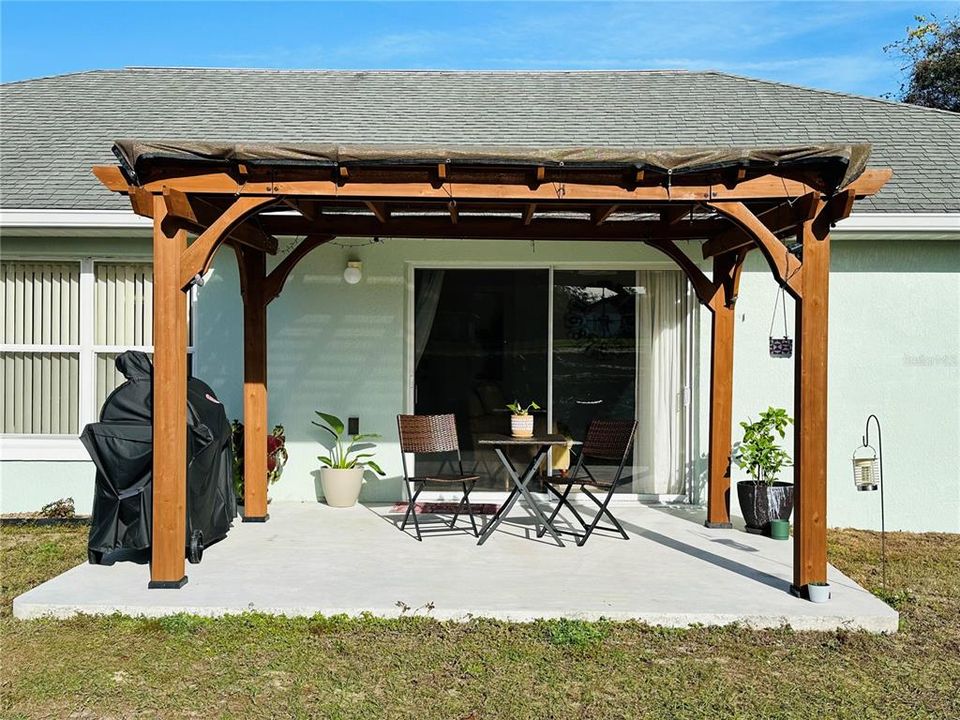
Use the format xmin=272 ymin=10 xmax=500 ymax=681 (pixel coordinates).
xmin=552 ymin=270 xmax=639 ymax=489
xmin=413 ymin=267 xmax=692 ymax=496
xmin=414 ymin=269 xmax=548 ymax=490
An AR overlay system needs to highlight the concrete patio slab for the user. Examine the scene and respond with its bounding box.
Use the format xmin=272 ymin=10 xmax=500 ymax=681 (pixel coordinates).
xmin=13 ymin=501 xmax=899 ymax=632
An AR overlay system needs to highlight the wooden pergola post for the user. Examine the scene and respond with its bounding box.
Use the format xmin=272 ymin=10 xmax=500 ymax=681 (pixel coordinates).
xmin=705 ymin=295 xmax=735 ymax=528
xmin=240 ymin=248 xmax=270 ymax=521
xmin=148 ymin=196 xmax=189 ymax=588
xmin=792 ymin=217 xmax=831 ymax=591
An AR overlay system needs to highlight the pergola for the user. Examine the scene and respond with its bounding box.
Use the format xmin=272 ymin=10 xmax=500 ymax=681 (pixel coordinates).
xmin=93 ymin=141 xmax=890 ymax=597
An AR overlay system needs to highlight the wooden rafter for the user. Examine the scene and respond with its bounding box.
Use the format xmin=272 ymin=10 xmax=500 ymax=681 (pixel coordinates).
xmin=258 ymin=214 xmax=725 ymax=241
xmin=591 ymin=205 xmax=618 ymax=226
xmin=364 ymin=201 xmax=390 ymax=224
xmin=523 ymin=204 xmax=536 ymax=225
xmin=702 ymin=193 xmax=818 ymax=259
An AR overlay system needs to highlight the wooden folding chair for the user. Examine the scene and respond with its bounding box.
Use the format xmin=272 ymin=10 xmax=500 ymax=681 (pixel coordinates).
xmin=538 ymin=419 xmax=638 ymax=546
xmin=397 ymin=414 xmax=480 ymax=541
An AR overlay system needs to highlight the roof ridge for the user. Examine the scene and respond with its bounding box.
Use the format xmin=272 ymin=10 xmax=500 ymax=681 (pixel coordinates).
xmin=120 ymin=66 xmax=693 ymax=75
xmin=0 ymin=68 xmax=122 ymax=87
xmin=703 ymin=70 xmax=960 ymax=119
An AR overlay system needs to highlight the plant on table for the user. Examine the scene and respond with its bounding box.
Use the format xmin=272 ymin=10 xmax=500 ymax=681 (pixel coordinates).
xmin=506 ymin=400 xmax=540 ymax=438
xmin=313 ymin=411 xmax=385 ymax=507
xmin=733 ymin=406 xmax=795 ymax=534
xmin=230 ymin=421 xmax=289 ymax=502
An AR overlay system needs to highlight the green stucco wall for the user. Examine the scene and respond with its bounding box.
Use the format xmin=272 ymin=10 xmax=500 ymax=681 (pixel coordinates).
xmin=2 ymin=233 xmax=958 ymax=533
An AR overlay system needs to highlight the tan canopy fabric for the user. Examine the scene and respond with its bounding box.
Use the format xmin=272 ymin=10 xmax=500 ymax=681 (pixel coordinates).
xmin=113 ymin=140 xmax=872 ymax=193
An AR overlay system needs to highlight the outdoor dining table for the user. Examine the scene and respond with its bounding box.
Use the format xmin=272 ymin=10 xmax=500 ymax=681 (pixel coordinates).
xmin=476 ymin=433 xmax=579 ymax=547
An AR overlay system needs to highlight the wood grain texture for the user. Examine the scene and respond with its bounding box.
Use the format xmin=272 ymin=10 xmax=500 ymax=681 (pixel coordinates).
xmin=793 ymin=218 xmax=830 ymax=588
xmin=241 ymin=249 xmax=269 ymax=519
xmin=150 ymin=196 xmax=188 ymax=586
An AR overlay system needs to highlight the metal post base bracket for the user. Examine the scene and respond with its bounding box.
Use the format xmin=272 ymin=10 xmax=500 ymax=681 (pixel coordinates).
xmin=148 ymin=576 xmax=188 ymax=589
xmin=704 ymin=521 xmax=733 ymax=529
xmin=242 ymin=514 xmax=270 ymax=523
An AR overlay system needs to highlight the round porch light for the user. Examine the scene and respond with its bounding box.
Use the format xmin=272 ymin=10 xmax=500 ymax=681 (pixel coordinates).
xmin=343 ymin=261 xmax=362 ymax=285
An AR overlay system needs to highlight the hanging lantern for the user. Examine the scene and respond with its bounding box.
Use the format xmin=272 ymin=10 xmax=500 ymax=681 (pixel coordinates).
xmin=768 ymin=286 xmax=793 ymax=358
xmin=852 ymin=445 xmax=880 ymax=491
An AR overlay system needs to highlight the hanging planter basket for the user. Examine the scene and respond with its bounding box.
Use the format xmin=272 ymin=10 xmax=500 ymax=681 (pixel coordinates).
xmin=768 ymin=286 xmax=793 ymax=359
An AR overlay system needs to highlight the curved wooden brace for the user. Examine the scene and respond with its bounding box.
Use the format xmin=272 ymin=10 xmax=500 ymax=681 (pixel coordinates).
xmin=643 ymin=239 xmax=719 ymax=307
xmin=178 ymin=195 xmax=280 ymax=290
xmin=263 ymin=234 xmax=336 ymax=304
xmin=706 ymin=201 xmax=805 ymax=298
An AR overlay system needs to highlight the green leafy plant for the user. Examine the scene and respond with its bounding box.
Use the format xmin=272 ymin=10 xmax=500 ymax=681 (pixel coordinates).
xmin=506 ymin=400 xmax=541 ymax=416
xmin=230 ymin=421 xmax=288 ymax=500
xmin=734 ymin=406 xmax=793 ymax=486
xmin=312 ymin=411 xmax=385 ymax=475
xmin=39 ymin=497 xmax=75 ymax=519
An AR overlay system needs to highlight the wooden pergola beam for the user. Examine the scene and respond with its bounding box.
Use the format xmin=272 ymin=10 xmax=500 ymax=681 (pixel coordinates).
xmin=92 ymin=165 xmax=892 ymax=205
xmin=258 ymin=215 xmax=725 ymax=241
xmin=163 ymin=188 xmax=279 ymax=255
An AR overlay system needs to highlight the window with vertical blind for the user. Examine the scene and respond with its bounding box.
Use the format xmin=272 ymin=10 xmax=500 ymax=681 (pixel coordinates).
xmin=0 ymin=258 xmax=193 ymax=447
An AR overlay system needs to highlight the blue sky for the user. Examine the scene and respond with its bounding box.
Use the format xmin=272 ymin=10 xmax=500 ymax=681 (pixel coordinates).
xmin=2 ymin=1 xmax=956 ymax=97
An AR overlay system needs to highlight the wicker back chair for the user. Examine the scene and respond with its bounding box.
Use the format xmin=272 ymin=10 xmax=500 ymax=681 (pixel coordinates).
xmin=539 ymin=418 xmax=638 ymax=546
xmin=396 ymin=414 xmax=480 ymax=541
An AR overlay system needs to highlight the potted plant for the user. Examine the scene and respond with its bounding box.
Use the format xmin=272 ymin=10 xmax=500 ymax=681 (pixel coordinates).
xmin=313 ymin=411 xmax=385 ymax=507
xmin=733 ymin=406 xmax=794 ymax=535
xmin=230 ymin=421 xmax=289 ymax=503
xmin=807 ymin=581 xmax=831 ymax=603
xmin=506 ymin=400 xmax=540 ymax=438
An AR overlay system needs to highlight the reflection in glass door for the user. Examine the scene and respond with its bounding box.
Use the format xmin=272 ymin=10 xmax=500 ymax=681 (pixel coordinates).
xmin=414 ymin=269 xmax=548 ymax=490
xmin=552 ymin=271 xmax=639 ymax=489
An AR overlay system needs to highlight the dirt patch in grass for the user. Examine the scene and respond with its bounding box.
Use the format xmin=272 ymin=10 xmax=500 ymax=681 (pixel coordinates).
xmin=1 ymin=524 xmax=958 ymax=719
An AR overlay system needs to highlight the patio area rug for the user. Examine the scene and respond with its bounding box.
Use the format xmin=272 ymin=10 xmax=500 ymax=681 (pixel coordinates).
xmin=390 ymin=502 xmax=501 ymax=515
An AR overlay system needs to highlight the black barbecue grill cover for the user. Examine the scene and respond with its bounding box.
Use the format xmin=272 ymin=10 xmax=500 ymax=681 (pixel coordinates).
xmin=81 ymin=351 xmax=237 ymax=562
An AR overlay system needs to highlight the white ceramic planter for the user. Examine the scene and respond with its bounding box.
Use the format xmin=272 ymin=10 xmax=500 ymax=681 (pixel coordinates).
xmin=510 ymin=414 xmax=534 ymax=438
xmin=807 ymin=583 xmax=831 ymax=603
xmin=320 ymin=467 xmax=364 ymax=507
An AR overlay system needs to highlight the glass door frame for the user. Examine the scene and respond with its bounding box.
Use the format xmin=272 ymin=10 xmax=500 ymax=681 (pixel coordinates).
xmin=405 ymin=260 xmax=697 ymax=504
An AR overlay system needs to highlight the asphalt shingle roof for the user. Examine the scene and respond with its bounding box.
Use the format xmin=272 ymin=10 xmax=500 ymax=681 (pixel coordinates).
xmin=1 ymin=68 xmax=958 ymax=213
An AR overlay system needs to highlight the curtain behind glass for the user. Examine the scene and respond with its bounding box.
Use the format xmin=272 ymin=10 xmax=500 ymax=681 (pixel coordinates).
xmin=413 ymin=269 xmax=444 ymax=369
xmin=634 ymin=270 xmax=687 ymax=495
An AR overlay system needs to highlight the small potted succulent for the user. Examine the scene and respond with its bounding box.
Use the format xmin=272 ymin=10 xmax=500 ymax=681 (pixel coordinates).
xmin=313 ymin=411 xmax=385 ymax=507
xmin=733 ymin=406 xmax=794 ymax=535
xmin=230 ymin=421 xmax=288 ymax=503
xmin=506 ymin=400 xmax=540 ymax=438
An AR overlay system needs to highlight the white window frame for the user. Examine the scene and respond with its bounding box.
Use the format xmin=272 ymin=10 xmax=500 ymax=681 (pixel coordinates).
xmin=0 ymin=255 xmax=196 ymax=461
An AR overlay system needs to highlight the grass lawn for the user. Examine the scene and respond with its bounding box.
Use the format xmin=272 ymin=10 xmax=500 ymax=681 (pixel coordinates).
xmin=1 ymin=525 xmax=958 ymax=719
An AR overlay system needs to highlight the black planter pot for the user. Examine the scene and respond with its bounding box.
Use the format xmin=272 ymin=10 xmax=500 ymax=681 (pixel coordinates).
xmin=737 ymin=481 xmax=794 ymax=535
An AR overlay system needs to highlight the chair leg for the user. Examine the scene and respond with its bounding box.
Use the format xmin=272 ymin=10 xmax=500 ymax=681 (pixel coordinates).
xmin=401 ymin=482 xmax=423 ymax=541
xmin=537 ymin=484 xmax=584 ymax=538
xmin=449 ymin=489 xmax=468 ymax=529
xmin=462 ymin=481 xmax=479 ymax=537
xmin=578 ymin=486 xmax=627 ymax=545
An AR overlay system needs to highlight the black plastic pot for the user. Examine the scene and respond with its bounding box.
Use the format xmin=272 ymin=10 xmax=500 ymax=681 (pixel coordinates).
xmin=737 ymin=480 xmax=794 ymax=535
